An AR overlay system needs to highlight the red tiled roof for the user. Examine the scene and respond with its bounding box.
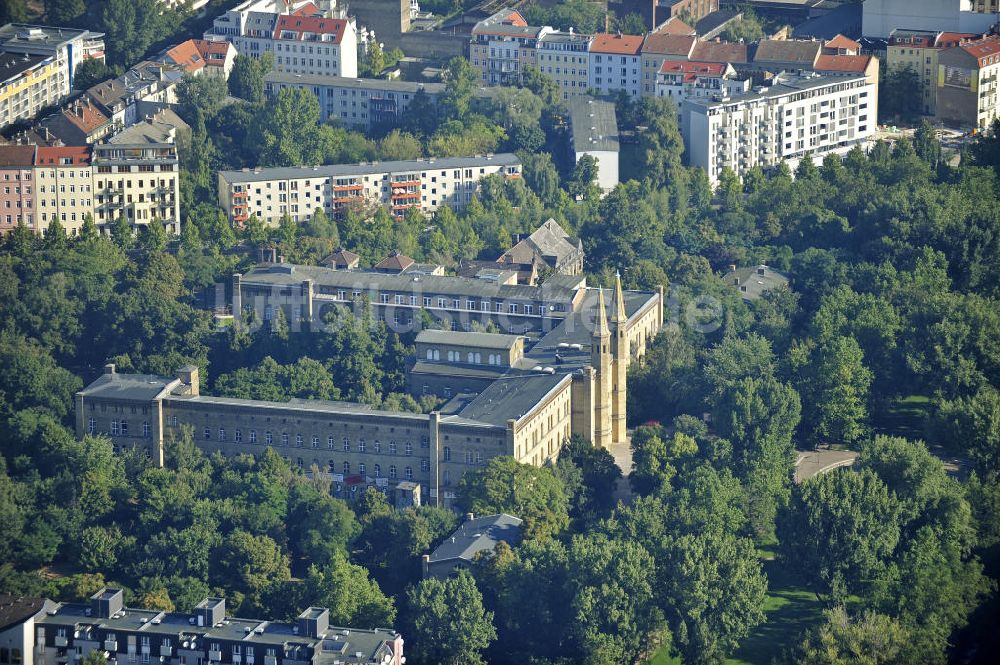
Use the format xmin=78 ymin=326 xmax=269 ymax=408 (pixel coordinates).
xmin=958 ymin=36 xmax=1000 ymax=66
xmin=691 ymin=41 xmax=748 ymax=64
xmin=814 ymin=54 xmax=873 ymax=73
xmin=165 ymin=40 xmax=204 ymax=73
xmin=274 ymin=15 xmax=348 ymax=43
xmin=62 ymin=102 xmax=109 ymax=135
xmin=936 ymin=32 xmax=980 ymax=48
xmin=653 ymin=16 xmax=695 ymax=36
xmin=36 ymin=145 xmax=91 ymax=166
xmin=590 ymin=33 xmax=643 ymax=55
xmin=0 ymin=145 xmax=36 ymax=167
xmin=291 ymin=2 xmax=321 ymax=16
xmin=375 ymin=250 xmax=414 ymax=271
xmin=659 ymin=61 xmax=727 ymax=75
xmin=641 ymin=33 xmax=697 ymax=56
xmin=825 ymin=34 xmax=860 ymax=51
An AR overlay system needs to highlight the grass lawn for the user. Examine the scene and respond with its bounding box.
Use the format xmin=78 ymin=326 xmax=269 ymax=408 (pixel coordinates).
xmin=876 ymin=394 xmax=931 ymax=440
xmin=645 ymin=560 xmax=824 ymax=665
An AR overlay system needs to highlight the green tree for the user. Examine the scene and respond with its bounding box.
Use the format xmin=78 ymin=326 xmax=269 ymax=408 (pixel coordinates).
xmin=440 ymin=56 xmax=477 ymax=120
xmin=0 ymin=0 xmax=29 ymax=23
xmin=456 ymin=457 xmax=569 ymax=539
xmin=778 ymin=469 xmax=901 ymax=602
xmin=785 ymin=606 xmax=910 ymax=665
xmin=46 ymin=0 xmax=85 ymax=25
xmin=294 ymin=557 xmax=396 ymax=627
xmin=228 ymin=53 xmax=273 ymax=103
xmin=405 ymin=570 xmax=496 ymax=665
xmin=792 ymin=335 xmax=872 ymax=446
xmin=74 ymin=59 xmax=115 ymax=91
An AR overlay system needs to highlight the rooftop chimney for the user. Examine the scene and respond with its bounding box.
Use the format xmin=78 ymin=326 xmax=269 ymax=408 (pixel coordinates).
xmin=104 ymin=363 xmax=116 ymax=375
xmin=177 ymin=365 xmax=199 ymax=396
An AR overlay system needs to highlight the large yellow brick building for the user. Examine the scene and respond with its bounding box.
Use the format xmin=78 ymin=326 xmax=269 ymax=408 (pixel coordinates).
xmin=76 ymin=267 xmax=663 ymax=507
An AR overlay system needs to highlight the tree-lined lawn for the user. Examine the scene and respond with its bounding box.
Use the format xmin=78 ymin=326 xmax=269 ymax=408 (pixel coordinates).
xmin=647 ymin=559 xmax=824 ymax=665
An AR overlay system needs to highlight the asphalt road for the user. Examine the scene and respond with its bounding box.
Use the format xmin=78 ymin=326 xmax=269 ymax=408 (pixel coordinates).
xmin=794 ymin=449 xmax=858 ymax=483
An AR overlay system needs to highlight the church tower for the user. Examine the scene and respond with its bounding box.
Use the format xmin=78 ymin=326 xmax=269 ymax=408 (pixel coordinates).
xmin=611 ymin=271 xmax=629 ymax=443
xmin=591 ymin=288 xmax=613 ymax=448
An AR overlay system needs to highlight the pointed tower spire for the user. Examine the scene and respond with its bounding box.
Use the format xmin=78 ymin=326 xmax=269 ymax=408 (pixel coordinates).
xmin=613 ymin=270 xmax=627 ymax=325
xmin=594 ymin=287 xmax=609 ymax=338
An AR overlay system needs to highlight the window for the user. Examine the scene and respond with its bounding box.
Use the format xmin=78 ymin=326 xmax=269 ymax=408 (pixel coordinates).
xmin=204 ymin=427 xmax=211 ymax=440
xmin=374 ymin=463 xmax=381 ymax=477
xmin=143 ymin=421 xmax=150 ymax=438
xmin=219 ymin=428 xmax=226 ymax=441
xmin=443 ymin=446 xmax=451 ymax=461
xmin=405 ymin=466 xmax=413 ymax=480
xmin=311 ymin=435 xmax=319 ymax=448
xmin=389 ymin=441 xmax=397 ymax=455
xmin=358 ymin=463 xmax=366 ymax=476
xmin=265 ymin=431 xmax=273 ymax=445
xmin=343 ymin=461 xmax=350 ymax=474
xmin=405 ymin=442 xmax=412 ymax=456
xmin=235 ymin=429 xmax=243 ymax=443
xmin=281 ymin=432 xmax=289 ymax=446
xmin=328 ymin=435 xmax=335 ymax=449
xmin=250 ymin=429 xmax=257 ymax=444
xmin=359 ymin=439 xmax=366 ymax=452
xmin=296 ymin=434 xmax=304 ymax=447
xmin=343 ymin=437 xmax=350 ymax=451
xmin=119 ymin=420 xmax=128 ymax=436
xmin=374 ymin=440 xmax=381 ymax=453
xmin=389 ymin=465 xmax=397 ymax=479
xmin=421 ymin=459 xmax=429 ymax=472
xmin=88 ymin=417 xmax=96 ymax=434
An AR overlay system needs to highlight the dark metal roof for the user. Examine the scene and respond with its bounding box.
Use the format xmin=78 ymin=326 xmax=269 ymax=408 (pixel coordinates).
xmin=0 ymin=595 xmax=47 ymax=632
xmin=428 ymin=513 xmax=522 ymax=564
xmin=455 ymin=372 xmax=571 ymax=426
xmin=77 ymin=373 xmax=176 ymax=401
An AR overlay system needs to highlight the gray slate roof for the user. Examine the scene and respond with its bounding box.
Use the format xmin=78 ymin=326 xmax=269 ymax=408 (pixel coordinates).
xmin=78 ymin=373 xmax=177 ymax=401
xmin=455 ymin=372 xmax=571 ymax=426
xmin=428 ymin=513 xmax=523 ymax=564
xmin=722 ymin=264 xmax=790 ymax=300
xmin=415 ymin=329 xmax=522 ymax=350
xmin=567 ymin=97 xmax=620 ymax=154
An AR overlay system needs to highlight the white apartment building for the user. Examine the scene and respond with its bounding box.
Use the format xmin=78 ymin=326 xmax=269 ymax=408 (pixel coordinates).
xmin=589 ymin=33 xmax=643 ymax=99
xmin=91 ymin=143 xmax=180 ymax=234
xmin=204 ymin=0 xmax=357 ymax=78
xmin=0 ymin=24 xmax=105 ymax=129
xmin=567 ymin=97 xmax=619 ymax=193
xmin=263 ymin=71 xmax=444 ymax=129
xmin=218 ymin=154 xmax=522 ymax=226
xmin=656 ymin=61 xmax=748 ymax=107
xmin=684 ymin=72 xmax=877 ymax=184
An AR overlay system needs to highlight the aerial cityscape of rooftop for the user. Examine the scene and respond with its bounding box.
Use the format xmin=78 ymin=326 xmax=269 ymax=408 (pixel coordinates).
xmin=1 ymin=1 xmax=1000 ymax=664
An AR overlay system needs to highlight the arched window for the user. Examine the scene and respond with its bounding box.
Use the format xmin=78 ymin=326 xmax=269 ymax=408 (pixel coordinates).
xmin=374 ymin=464 xmax=381 ymax=477
xmin=433 ymin=349 xmax=440 ymax=360
xmin=359 ymin=439 xmax=366 ymax=452
xmin=374 ymin=440 xmax=381 ymax=453
xmin=358 ymin=463 xmax=366 ymax=476
xmin=467 ymin=351 xmax=474 ymax=363
xmin=235 ymin=429 xmax=242 ymax=443
xmin=265 ymin=431 xmax=273 ymax=444
xmin=311 ymin=435 xmax=319 ymax=448
xmin=389 ymin=441 xmax=397 ymax=455
xmin=389 ymin=465 xmax=397 ymax=479
xmin=405 ymin=442 xmax=412 ymax=456
xmin=343 ymin=461 xmax=350 ymax=474
xmin=405 ymin=466 xmax=413 ymax=480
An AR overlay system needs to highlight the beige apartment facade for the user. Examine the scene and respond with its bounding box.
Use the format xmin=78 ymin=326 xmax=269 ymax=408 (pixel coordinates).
xmin=92 ymin=143 xmax=181 ymax=234
xmin=34 ymin=145 xmax=94 ymax=235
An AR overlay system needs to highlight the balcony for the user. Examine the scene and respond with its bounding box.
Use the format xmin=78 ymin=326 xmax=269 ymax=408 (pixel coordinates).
xmin=209 ymin=650 xmax=222 ymax=661
xmin=55 ymin=637 xmax=69 ymax=648
xmin=104 ymin=640 xmax=117 ymax=652
xmin=160 ymin=647 xmax=172 ymax=658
